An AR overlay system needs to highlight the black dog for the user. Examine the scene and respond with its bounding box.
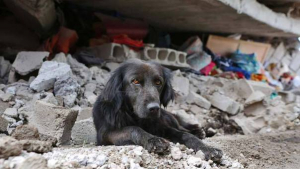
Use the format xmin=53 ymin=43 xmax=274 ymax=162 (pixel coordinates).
xmin=93 ymin=59 xmax=223 ymax=161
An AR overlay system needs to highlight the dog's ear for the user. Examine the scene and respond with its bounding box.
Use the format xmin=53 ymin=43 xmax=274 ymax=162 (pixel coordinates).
xmin=160 ymin=67 xmax=175 ymax=107
xmin=101 ymin=68 xmax=124 ymax=124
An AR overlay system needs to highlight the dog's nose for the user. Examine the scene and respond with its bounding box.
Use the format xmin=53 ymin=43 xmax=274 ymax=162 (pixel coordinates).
xmin=147 ymin=103 xmax=160 ymax=114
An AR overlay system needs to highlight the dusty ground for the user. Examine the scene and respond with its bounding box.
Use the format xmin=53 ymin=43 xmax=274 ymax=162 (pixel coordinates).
xmin=206 ymin=129 xmax=300 ymax=169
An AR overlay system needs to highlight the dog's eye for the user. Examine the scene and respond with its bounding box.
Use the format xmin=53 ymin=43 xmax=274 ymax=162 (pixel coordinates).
xmin=155 ymin=80 xmax=162 ymax=85
xmin=132 ymin=79 xmax=140 ymax=85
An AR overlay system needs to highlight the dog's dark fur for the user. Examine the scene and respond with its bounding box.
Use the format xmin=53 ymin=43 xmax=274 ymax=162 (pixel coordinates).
xmin=93 ymin=59 xmax=222 ymax=161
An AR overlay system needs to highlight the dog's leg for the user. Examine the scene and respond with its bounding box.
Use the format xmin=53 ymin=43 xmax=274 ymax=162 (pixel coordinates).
xmin=103 ymin=126 xmax=170 ymax=154
xmin=163 ymin=127 xmax=223 ymax=162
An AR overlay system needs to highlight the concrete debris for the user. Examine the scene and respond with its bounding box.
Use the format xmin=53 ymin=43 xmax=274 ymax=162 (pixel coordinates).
xmin=11 ymin=125 xmax=40 ymax=141
xmin=76 ymin=107 xmax=92 ymax=121
xmin=54 ymin=76 xmax=80 ymax=108
xmin=3 ymin=108 xmax=18 ymax=118
xmin=207 ymin=92 xmax=241 ymax=115
xmin=71 ymin=117 xmax=97 ymax=145
xmin=12 ymin=51 xmax=48 ymax=76
xmin=245 ymin=91 xmax=266 ymax=106
xmin=30 ymin=101 xmax=78 ymax=145
xmin=17 ymin=154 xmax=49 ymax=169
xmin=30 ymin=61 xmax=72 ymax=92
xmin=187 ymin=91 xmax=211 ymax=109
xmin=105 ymin=62 xmax=120 ymax=72
xmin=20 ymin=140 xmax=52 ymax=153
xmin=0 ymin=136 xmax=23 ymax=159
xmin=67 ymin=54 xmax=92 ymax=86
xmin=172 ymin=70 xmax=190 ymax=101
xmin=0 ymin=91 xmax=13 ymax=102
xmin=52 ymin=52 xmax=67 ymax=63
xmin=0 ymin=116 xmax=8 ymax=132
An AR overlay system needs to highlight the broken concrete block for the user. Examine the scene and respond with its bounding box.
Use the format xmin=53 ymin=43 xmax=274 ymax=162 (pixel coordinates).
xmin=52 ymin=52 xmax=67 ymax=63
xmin=247 ymin=80 xmax=275 ymax=96
xmin=67 ymin=54 xmax=92 ymax=86
xmin=244 ymin=102 xmax=266 ymax=117
xmin=207 ymin=92 xmax=241 ymax=115
xmin=245 ymin=91 xmax=266 ymax=106
xmin=30 ymin=61 xmax=72 ymax=92
xmin=186 ymin=92 xmax=211 ymax=110
xmin=71 ymin=117 xmax=97 ymax=144
xmin=0 ymin=91 xmax=13 ymax=102
xmin=231 ymin=114 xmax=266 ymax=135
xmin=40 ymin=92 xmax=59 ymax=106
xmin=171 ymin=110 xmax=199 ymax=125
xmin=3 ymin=108 xmax=18 ymax=118
xmin=19 ymin=140 xmax=52 ymax=153
xmin=12 ymin=51 xmax=48 ymax=76
xmin=31 ymin=101 xmax=78 ymax=145
xmin=11 ymin=125 xmax=40 ymax=140
xmin=143 ymin=47 xmax=189 ymax=68
xmin=54 ymin=76 xmax=80 ymax=108
xmin=0 ymin=136 xmax=23 ymax=159
xmin=234 ymin=79 xmax=255 ymax=99
xmin=172 ymin=70 xmax=190 ymax=100
xmin=76 ymin=107 xmax=93 ymax=121
xmin=91 ymin=43 xmax=126 ymax=62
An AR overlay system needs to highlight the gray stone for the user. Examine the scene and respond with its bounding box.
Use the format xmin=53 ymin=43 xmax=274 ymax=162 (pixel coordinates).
xmin=12 ymin=51 xmax=49 ymax=76
xmin=3 ymin=108 xmax=18 ymax=118
xmin=30 ymin=101 xmax=78 ymax=145
xmin=76 ymin=107 xmax=93 ymax=121
xmin=0 ymin=84 xmax=6 ymax=90
xmin=190 ymin=105 xmax=203 ymax=114
xmin=40 ymin=92 xmax=59 ymax=106
xmin=85 ymin=91 xmax=97 ymax=105
xmin=71 ymin=117 xmax=97 ymax=145
xmin=6 ymin=86 xmax=16 ymax=95
xmin=248 ymin=80 xmax=275 ymax=96
xmin=0 ymin=136 xmax=23 ymax=159
xmin=171 ymin=146 xmax=182 ymax=160
xmin=186 ymin=91 xmax=211 ymax=109
xmin=172 ymin=70 xmax=189 ymax=101
xmin=0 ymin=91 xmax=13 ymax=102
xmin=245 ymin=91 xmax=266 ymax=106
xmin=67 ymin=54 xmax=92 ymax=86
xmin=206 ymin=92 xmax=241 ymax=115
xmin=105 ymin=62 xmax=120 ymax=72
xmin=30 ymin=61 xmax=72 ymax=92
xmin=54 ymin=76 xmax=80 ymax=108
xmin=28 ymin=76 xmax=36 ymax=84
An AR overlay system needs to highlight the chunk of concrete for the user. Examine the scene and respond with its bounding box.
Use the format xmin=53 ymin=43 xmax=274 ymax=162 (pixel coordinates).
xmin=172 ymin=70 xmax=190 ymax=100
xmin=245 ymin=91 xmax=266 ymax=106
xmin=12 ymin=51 xmax=48 ymax=76
xmin=30 ymin=61 xmax=72 ymax=92
xmin=3 ymin=108 xmax=18 ymax=118
xmin=11 ymin=125 xmax=40 ymax=140
xmin=0 ymin=91 xmax=13 ymax=102
xmin=186 ymin=92 xmax=211 ymax=110
xmin=54 ymin=76 xmax=80 ymax=108
xmin=207 ymin=92 xmax=241 ymax=115
xmin=91 ymin=43 xmax=126 ymax=62
xmin=0 ymin=136 xmax=23 ymax=159
xmin=67 ymin=54 xmax=92 ymax=86
xmin=30 ymin=101 xmax=78 ymax=145
xmin=52 ymin=52 xmax=67 ymax=63
xmin=17 ymin=154 xmax=49 ymax=169
xmin=247 ymin=80 xmax=275 ymax=96
xmin=0 ymin=116 xmax=8 ymax=132
xmin=71 ymin=118 xmax=97 ymax=145
xmin=76 ymin=107 xmax=93 ymax=121
xmin=19 ymin=140 xmax=52 ymax=153
xmin=231 ymin=114 xmax=266 ymax=135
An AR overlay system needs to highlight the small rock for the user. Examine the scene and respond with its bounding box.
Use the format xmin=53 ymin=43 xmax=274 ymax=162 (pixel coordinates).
xmin=0 ymin=136 xmax=23 ymax=159
xmin=171 ymin=146 xmax=182 ymax=160
xmin=0 ymin=92 xmax=13 ymax=102
xmin=195 ymin=150 xmax=206 ymax=160
xmin=71 ymin=118 xmax=97 ymax=145
xmin=18 ymin=154 xmax=49 ymax=169
xmin=6 ymin=86 xmax=16 ymax=95
xmin=187 ymin=91 xmax=211 ymax=109
xmin=3 ymin=108 xmax=18 ymax=118
xmin=187 ymin=156 xmax=202 ymax=167
xmin=12 ymin=125 xmax=40 ymax=140
xmin=12 ymin=51 xmax=48 ymax=76
xmin=67 ymin=54 xmax=92 ymax=86
xmin=0 ymin=116 xmax=8 ymax=132
xmin=19 ymin=140 xmax=52 ymax=153
xmin=76 ymin=107 xmax=92 ymax=121
xmin=206 ymin=92 xmax=241 ymax=115
xmin=30 ymin=61 xmax=72 ymax=92
xmin=245 ymin=91 xmax=266 ymax=106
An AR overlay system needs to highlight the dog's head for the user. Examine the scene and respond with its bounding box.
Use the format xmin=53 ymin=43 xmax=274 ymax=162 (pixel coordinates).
xmin=102 ymin=59 xmax=174 ymax=119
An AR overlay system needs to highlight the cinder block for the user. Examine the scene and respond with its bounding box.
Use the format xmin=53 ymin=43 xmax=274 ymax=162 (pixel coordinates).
xmin=143 ymin=47 xmax=189 ymax=68
xmin=92 ymin=43 xmax=126 ymax=62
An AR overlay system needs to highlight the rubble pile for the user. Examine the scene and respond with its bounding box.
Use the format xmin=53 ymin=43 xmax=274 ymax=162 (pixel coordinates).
xmin=1 ymin=143 xmax=242 ymax=169
xmin=0 ymin=51 xmax=299 ymax=168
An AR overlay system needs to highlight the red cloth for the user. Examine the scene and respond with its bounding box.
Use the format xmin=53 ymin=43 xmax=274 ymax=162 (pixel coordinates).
xmin=112 ymin=34 xmax=144 ymax=49
xmin=200 ymin=62 xmax=216 ymax=76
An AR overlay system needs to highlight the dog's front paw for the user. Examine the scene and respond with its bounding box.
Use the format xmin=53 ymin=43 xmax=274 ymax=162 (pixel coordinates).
xmin=145 ymin=137 xmax=170 ymax=155
xmin=201 ymin=147 xmax=223 ymax=162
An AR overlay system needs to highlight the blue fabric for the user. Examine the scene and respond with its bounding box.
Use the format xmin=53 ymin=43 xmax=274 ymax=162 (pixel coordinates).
xmin=231 ymin=50 xmax=260 ymax=74
xmin=215 ymin=57 xmax=251 ymax=79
